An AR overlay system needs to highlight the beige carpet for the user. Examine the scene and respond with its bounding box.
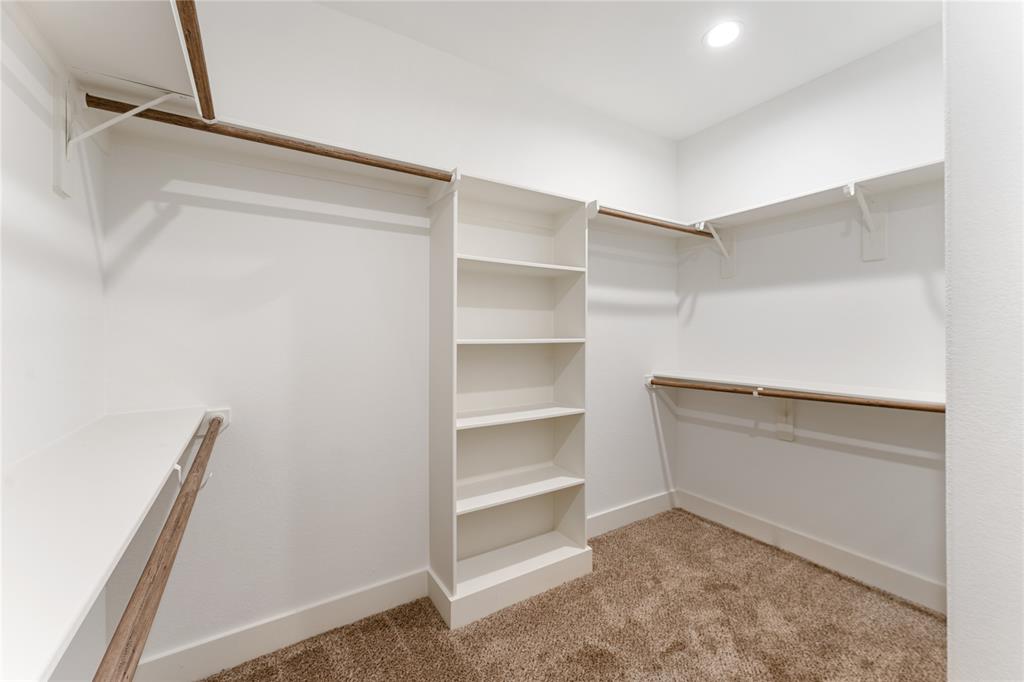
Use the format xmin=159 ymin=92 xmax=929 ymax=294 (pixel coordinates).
xmin=204 ymin=510 xmax=946 ymax=681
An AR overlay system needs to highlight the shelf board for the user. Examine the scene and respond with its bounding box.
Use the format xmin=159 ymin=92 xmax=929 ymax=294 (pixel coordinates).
xmin=651 ymin=369 xmax=945 ymax=411
xmin=457 ymin=530 xmax=588 ymax=597
xmin=701 ymin=161 xmax=944 ymax=229
xmin=456 ymin=464 xmax=584 ymax=516
xmin=457 ymin=254 xmax=585 ymax=277
xmin=2 ymin=407 xmax=207 ymax=682
xmin=457 ymin=338 xmax=585 ymax=345
xmin=456 ymin=403 xmax=584 ymax=430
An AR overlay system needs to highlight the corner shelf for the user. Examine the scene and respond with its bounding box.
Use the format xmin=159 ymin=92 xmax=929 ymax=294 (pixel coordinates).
xmin=2 ymin=407 xmax=208 ymax=682
xmin=456 ymin=464 xmax=584 ymax=516
xmin=456 ymin=403 xmax=585 ymax=430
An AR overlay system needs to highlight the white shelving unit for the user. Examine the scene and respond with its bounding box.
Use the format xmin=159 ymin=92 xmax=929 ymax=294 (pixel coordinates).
xmin=1 ymin=407 xmax=210 ymax=681
xmin=428 ymin=174 xmax=591 ymax=628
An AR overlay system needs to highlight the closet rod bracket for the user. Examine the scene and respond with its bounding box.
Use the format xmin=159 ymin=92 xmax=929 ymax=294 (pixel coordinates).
xmin=66 ymin=91 xmax=181 ymax=158
xmin=427 ymin=167 xmax=461 ymax=207
xmin=844 ymin=183 xmax=888 ymax=262
xmin=697 ymin=221 xmax=734 ymax=278
xmin=843 ymin=183 xmax=876 ymax=232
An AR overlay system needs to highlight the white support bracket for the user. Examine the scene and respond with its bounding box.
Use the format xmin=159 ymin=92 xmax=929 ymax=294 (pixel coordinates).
xmin=775 ymin=399 xmax=795 ymax=441
xmin=843 ymin=183 xmax=888 ymax=262
xmin=66 ymin=91 xmax=178 ymax=158
xmin=427 ymin=167 xmax=461 ymax=208
xmin=697 ymin=221 xmax=734 ymax=278
xmin=587 ymin=200 xmax=601 ymax=220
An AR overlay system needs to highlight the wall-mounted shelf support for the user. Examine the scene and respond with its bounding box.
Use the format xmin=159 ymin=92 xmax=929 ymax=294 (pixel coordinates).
xmin=696 ymin=221 xmax=734 ymax=278
xmin=775 ymin=399 xmax=795 ymax=441
xmin=67 ymin=92 xmax=178 ymax=158
xmin=844 ymin=183 xmax=888 ymax=262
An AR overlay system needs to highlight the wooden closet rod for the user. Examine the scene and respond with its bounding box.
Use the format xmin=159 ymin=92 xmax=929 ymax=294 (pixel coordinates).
xmin=85 ymin=94 xmax=455 ymax=183
xmin=174 ymin=0 xmax=215 ymax=120
xmin=597 ymin=206 xmax=712 ymax=238
xmin=86 ymin=96 xmax=712 ymax=234
xmin=649 ymin=377 xmax=946 ymax=413
xmin=94 ymin=417 xmax=224 ymax=682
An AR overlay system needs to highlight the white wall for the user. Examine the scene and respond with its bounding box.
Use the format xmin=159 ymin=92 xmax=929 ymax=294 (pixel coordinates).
xmin=675 ymin=25 xmax=943 ymax=222
xmin=668 ymin=27 xmax=947 ymax=609
xmin=586 ymin=225 xmax=679 ymax=522
xmin=196 ymin=1 xmax=678 ymax=218
xmin=1 ymin=7 xmax=106 ymax=468
xmin=670 ymin=182 xmax=946 ymax=596
xmin=945 ymin=2 xmax=1024 ymax=678
xmin=98 ymin=135 xmax=431 ymax=659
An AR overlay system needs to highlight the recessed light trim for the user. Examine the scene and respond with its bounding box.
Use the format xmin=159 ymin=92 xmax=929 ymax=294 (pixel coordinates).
xmin=703 ymin=21 xmax=742 ymax=48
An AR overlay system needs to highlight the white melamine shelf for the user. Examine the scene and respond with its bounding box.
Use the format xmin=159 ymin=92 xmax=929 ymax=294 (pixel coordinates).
xmin=702 ymin=161 xmax=944 ymax=228
xmin=457 ymin=530 xmax=587 ymax=596
xmin=456 ymin=403 xmax=585 ymax=430
xmin=651 ymin=369 xmax=945 ymax=408
xmin=457 ymin=338 xmax=585 ymax=345
xmin=1 ymin=407 xmax=207 ymax=682
xmin=457 ymin=254 xmax=585 ymax=277
xmin=456 ymin=464 xmax=584 ymax=516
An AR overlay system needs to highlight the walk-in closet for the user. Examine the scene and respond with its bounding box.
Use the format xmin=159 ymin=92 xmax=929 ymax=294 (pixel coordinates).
xmin=2 ymin=2 xmax=1022 ymax=681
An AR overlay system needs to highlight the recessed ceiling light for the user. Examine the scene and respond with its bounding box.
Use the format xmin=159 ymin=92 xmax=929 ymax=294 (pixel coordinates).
xmin=703 ymin=21 xmax=742 ymax=48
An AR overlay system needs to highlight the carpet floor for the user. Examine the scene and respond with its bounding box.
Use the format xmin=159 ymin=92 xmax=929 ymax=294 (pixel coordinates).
xmin=204 ymin=510 xmax=946 ymax=681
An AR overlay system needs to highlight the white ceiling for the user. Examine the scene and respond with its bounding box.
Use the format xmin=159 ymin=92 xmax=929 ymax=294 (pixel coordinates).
xmin=22 ymin=1 xmax=191 ymax=95
xmin=327 ymin=1 xmax=941 ymax=139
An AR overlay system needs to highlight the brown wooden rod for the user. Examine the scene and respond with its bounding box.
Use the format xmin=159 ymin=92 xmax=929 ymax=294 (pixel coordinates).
xmin=85 ymin=94 xmax=455 ymax=183
xmin=597 ymin=206 xmax=712 ymax=238
xmin=94 ymin=417 xmax=224 ymax=682
xmin=649 ymin=377 xmax=751 ymax=395
xmin=757 ymin=387 xmax=946 ymax=413
xmin=175 ymin=0 xmax=215 ymax=121
xmin=649 ymin=377 xmax=946 ymax=413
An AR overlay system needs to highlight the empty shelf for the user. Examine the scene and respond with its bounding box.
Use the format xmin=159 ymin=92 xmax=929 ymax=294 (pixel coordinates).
xmin=2 ymin=407 xmax=207 ymax=682
xmin=456 ymin=464 xmax=584 ymax=516
xmin=457 ymin=254 xmax=585 ymax=277
xmin=456 ymin=403 xmax=584 ymax=430
xmin=650 ymin=369 xmax=945 ymax=412
xmin=457 ymin=530 xmax=587 ymax=596
xmin=457 ymin=338 xmax=585 ymax=345
xmin=701 ymin=161 xmax=944 ymax=228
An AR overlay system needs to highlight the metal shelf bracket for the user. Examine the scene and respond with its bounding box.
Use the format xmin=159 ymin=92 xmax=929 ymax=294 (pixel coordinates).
xmin=844 ymin=183 xmax=888 ymax=261
xmin=697 ymin=221 xmax=735 ymax=278
xmin=66 ymin=92 xmax=178 ymax=158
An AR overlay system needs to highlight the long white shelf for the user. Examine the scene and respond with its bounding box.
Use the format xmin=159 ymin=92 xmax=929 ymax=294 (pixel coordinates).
xmin=457 ymin=530 xmax=587 ymax=597
xmin=457 ymin=338 xmax=585 ymax=345
xmin=456 ymin=403 xmax=584 ymax=430
xmin=651 ymin=369 xmax=945 ymax=411
xmin=699 ymin=161 xmax=944 ymax=228
xmin=456 ymin=464 xmax=584 ymax=516
xmin=457 ymin=254 xmax=585 ymax=277
xmin=1 ymin=407 xmax=207 ymax=682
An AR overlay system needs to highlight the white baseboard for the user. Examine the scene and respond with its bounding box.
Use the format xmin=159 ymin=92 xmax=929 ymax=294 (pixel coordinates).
xmin=587 ymin=491 xmax=674 ymax=538
xmin=135 ymin=569 xmax=427 ymax=681
xmin=137 ymin=491 xmax=944 ymax=681
xmin=672 ymin=489 xmax=947 ymax=613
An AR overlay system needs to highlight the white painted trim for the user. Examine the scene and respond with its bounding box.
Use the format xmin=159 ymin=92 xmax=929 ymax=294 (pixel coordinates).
xmin=135 ymin=569 xmax=427 ymax=681
xmin=672 ymin=489 xmax=946 ymax=613
xmin=133 ymin=493 xmax=944 ymax=679
xmin=587 ymin=491 xmax=674 ymax=538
